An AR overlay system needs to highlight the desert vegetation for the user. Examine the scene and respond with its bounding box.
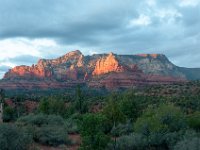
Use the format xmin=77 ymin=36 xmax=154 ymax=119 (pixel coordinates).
xmin=1 ymin=81 xmax=200 ymax=149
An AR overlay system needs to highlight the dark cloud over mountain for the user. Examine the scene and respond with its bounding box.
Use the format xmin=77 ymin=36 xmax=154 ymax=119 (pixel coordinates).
xmin=0 ymin=0 xmax=199 ymax=78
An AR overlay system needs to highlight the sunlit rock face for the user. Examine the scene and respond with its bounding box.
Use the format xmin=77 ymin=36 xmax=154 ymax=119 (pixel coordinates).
xmin=4 ymin=65 xmax=52 ymax=79
xmin=4 ymin=50 xmax=84 ymax=80
xmin=37 ymin=50 xmax=84 ymax=67
xmin=2 ymin=50 xmax=196 ymax=90
xmin=92 ymin=53 xmax=125 ymax=76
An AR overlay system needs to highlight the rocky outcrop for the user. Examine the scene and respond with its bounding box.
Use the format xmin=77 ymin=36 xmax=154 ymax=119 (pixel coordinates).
xmin=4 ymin=65 xmax=52 ymax=79
xmin=2 ymin=50 xmax=197 ymax=90
xmin=37 ymin=50 xmax=84 ymax=67
xmin=92 ymin=53 xmax=125 ymax=76
xmin=4 ymin=50 xmax=84 ymax=80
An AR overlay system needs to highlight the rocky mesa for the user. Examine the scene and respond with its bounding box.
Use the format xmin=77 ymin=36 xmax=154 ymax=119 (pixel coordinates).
xmin=1 ymin=50 xmax=199 ymax=90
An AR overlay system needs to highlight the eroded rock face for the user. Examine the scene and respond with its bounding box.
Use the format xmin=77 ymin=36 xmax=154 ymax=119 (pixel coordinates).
xmin=92 ymin=53 xmax=125 ymax=76
xmin=4 ymin=65 xmax=52 ymax=79
xmin=4 ymin=50 xmax=84 ymax=80
xmin=1 ymin=50 xmax=191 ymax=90
xmin=37 ymin=50 xmax=84 ymax=67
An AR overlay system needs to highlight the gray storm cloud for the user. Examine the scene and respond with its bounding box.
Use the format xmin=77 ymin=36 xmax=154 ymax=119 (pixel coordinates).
xmin=0 ymin=0 xmax=199 ymax=78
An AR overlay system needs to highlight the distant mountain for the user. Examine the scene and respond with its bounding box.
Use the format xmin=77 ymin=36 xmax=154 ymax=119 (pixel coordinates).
xmin=0 ymin=50 xmax=198 ymax=90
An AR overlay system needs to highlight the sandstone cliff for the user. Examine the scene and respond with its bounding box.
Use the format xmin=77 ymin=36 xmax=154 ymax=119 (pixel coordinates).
xmin=92 ymin=53 xmax=125 ymax=76
xmin=1 ymin=50 xmax=194 ymax=90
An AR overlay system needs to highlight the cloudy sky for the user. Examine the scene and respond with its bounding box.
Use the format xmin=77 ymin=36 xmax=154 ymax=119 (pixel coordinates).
xmin=0 ymin=0 xmax=200 ymax=78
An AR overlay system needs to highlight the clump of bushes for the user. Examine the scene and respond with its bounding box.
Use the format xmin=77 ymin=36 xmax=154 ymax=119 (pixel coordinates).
xmin=187 ymin=111 xmax=200 ymax=131
xmin=34 ymin=125 xmax=67 ymax=146
xmin=134 ymin=104 xmax=187 ymax=134
xmin=173 ymin=130 xmax=200 ymax=150
xmin=3 ymin=106 xmax=16 ymax=122
xmin=17 ymin=113 xmax=65 ymax=126
xmin=107 ymin=133 xmax=147 ymax=150
xmin=79 ymin=113 xmax=111 ymax=150
xmin=133 ymin=104 xmax=187 ymax=149
xmin=65 ymin=118 xmax=79 ymax=134
xmin=174 ymin=137 xmax=200 ymax=150
xmin=110 ymin=121 xmax=133 ymax=137
xmin=0 ymin=124 xmax=32 ymax=150
xmin=17 ymin=114 xmax=70 ymax=146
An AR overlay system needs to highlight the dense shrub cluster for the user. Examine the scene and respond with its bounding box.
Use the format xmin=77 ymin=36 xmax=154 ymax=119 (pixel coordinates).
xmin=107 ymin=133 xmax=147 ymax=150
xmin=0 ymin=124 xmax=32 ymax=150
xmin=17 ymin=114 xmax=70 ymax=146
xmin=79 ymin=113 xmax=111 ymax=150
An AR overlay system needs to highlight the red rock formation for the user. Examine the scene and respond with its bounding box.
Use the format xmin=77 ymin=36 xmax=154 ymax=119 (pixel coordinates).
xmin=1 ymin=50 xmax=188 ymax=90
xmin=4 ymin=65 xmax=52 ymax=79
xmin=88 ymin=72 xmax=186 ymax=90
xmin=65 ymin=65 xmax=78 ymax=80
xmin=92 ymin=53 xmax=125 ymax=76
xmin=136 ymin=54 xmax=164 ymax=58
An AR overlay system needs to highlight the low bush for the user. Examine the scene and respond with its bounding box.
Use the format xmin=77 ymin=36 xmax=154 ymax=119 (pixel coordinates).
xmin=110 ymin=121 xmax=133 ymax=137
xmin=17 ymin=114 xmax=69 ymax=146
xmin=174 ymin=137 xmax=200 ymax=150
xmin=65 ymin=118 xmax=79 ymax=134
xmin=79 ymin=113 xmax=111 ymax=150
xmin=187 ymin=111 xmax=200 ymax=131
xmin=17 ymin=114 xmax=65 ymax=126
xmin=0 ymin=124 xmax=32 ymax=150
xmin=35 ymin=125 xmax=69 ymax=146
xmin=3 ymin=106 xmax=16 ymax=122
xmin=107 ymin=133 xmax=147 ymax=150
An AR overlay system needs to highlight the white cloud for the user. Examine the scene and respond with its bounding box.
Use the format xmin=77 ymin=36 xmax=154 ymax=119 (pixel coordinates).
xmin=0 ymin=62 xmax=16 ymax=68
xmin=0 ymin=38 xmax=98 ymax=67
xmin=30 ymin=39 xmax=57 ymax=47
xmin=145 ymin=0 xmax=156 ymax=6
xmin=0 ymin=38 xmax=41 ymax=60
xmin=179 ymin=0 xmax=200 ymax=7
xmin=0 ymin=38 xmax=61 ymax=69
xmin=89 ymin=50 xmax=99 ymax=55
xmin=155 ymin=8 xmax=182 ymax=23
xmin=128 ymin=14 xmax=152 ymax=27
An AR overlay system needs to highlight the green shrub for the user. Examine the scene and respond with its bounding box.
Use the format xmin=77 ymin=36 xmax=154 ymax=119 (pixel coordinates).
xmin=3 ymin=106 xmax=15 ymax=122
xmin=17 ymin=114 xmax=65 ymax=126
xmin=79 ymin=113 xmax=111 ymax=150
xmin=81 ymin=132 xmax=110 ymax=150
xmin=35 ymin=125 xmax=69 ymax=146
xmin=0 ymin=124 xmax=32 ymax=150
xmin=110 ymin=121 xmax=133 ymax=137
xmin=120 ymin=91 xmax=139 ymax=121
xmin=134 ymin=104 xmax=187 ymax=149
xmin=174 ymin=137 xmax=200 ymax=150
xmin=107 ymin=133 xmax=147 ymax=150
xmin=65 ymin=118 xmax=79 ymax=134
xmin=134 ymin=104 xmax=186 ymax=134
xmin=187 ymin=111 xmax=200 ymax=131
xmin=38 ymin=98 xmax=66 ymax=116
xmin=17 ymin=114 xmax=69 ymax=146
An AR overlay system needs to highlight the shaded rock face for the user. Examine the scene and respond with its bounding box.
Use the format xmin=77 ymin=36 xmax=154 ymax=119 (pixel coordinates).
xmin=1 ymin=50 xmax=195 ymax=90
